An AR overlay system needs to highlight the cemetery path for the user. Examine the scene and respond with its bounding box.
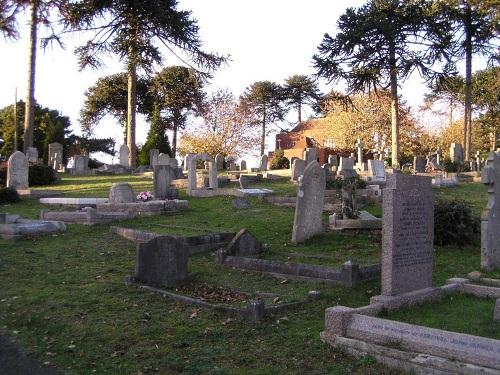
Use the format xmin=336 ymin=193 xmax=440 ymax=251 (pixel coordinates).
xmin=0 ymin=334 xmax=63 ymax=375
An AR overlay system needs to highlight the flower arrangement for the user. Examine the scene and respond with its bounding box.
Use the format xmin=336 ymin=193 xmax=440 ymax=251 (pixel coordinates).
xmin=136 ymin=191 xmax=153 ymax=202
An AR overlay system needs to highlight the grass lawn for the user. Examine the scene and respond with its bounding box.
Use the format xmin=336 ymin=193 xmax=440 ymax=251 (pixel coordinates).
xmin=0 ymin=175 xmax=496 ymax=374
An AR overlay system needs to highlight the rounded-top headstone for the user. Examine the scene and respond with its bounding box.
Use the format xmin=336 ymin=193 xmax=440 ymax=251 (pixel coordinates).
xmin=109 ymin=183 xmax=135 ymax=204
xmin=7 ymin=151 xmax=29 ymax=189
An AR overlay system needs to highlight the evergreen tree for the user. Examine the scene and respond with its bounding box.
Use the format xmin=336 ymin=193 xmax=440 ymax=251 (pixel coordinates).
xmin=283 ymin=74 xmax=321 ymax=124
xmin=138 ymin=104 xmax=172 ymax=166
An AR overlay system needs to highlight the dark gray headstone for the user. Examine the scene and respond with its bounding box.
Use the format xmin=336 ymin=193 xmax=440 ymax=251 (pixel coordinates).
xmin=227 ymin=229 xmax=262 ymax=256
xmin=413 ymin=156 xmax=426 ymax=173
xmin=382 ymin=173 xmax=434 ymax=296
xmin=26 ymin=147 xmax=38 ymax=162
xmin=135 ymin=236 xmax=188 ymax=287
xmin=49 ymin=142 xmax=63 ymax=170
xmin=154 ymin=165 xmax=178 ymax=200
xmin=215 ymin=153 xmax=224 ymax=170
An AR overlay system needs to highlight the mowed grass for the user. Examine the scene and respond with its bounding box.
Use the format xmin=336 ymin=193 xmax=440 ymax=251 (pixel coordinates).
xmin=0 ymin=175 xmax=496 ymax=374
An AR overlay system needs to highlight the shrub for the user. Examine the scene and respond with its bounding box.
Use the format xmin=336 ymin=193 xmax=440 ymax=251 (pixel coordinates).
xmin=88 ymin=158 xmax=104 ymax=169
xmin=441 ymin=158 xmax=470 ymax=173
xmin=0 ymin=187 xmax=20 ymax=204
xmin=270 ymin=149 xmax=290 ymax=170
xmin=28 ymin=164 xmax=58 ymax=186
xmin=326 ymin=176 xmax=366 ymax=190
xmin=434 ymin=199 xmax=479 ymax=246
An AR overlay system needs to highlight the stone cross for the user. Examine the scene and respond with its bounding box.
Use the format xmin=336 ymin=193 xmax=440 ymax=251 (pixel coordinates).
xmin=380 ymin=173 xmax=434 ymax=296
xmin=481 ymin=152 xmax=500 ymax=271
xmin=6 ymin=151 xmax=29 ymax=189
xmin=292 ymin=161 xmax=325 ymax=244
xmin=355 ymin=139 xmax=364 ymax=164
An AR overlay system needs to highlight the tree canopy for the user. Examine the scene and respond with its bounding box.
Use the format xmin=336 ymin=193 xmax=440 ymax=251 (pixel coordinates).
xmin=283 ymin=74 xmax=321 ymax=124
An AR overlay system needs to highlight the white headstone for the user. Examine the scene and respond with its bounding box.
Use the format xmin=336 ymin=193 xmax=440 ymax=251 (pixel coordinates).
xmin=119 ymin=144 xmax=129 ymax=167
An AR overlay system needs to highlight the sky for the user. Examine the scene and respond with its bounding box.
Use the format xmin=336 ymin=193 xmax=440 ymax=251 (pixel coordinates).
xmin=0 ymin=0 xmax=484 ymax=166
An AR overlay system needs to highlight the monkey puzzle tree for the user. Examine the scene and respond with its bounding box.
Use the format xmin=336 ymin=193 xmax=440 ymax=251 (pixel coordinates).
xmin=283 ymin=74 xmax=321 ymax=124
xmin=240 ymin=81 xmax=286 ymax=156
xmin=313 ymin=0 xmax=454 ymax=167
xmin=60 ymin=0 xmax=226 ymax=167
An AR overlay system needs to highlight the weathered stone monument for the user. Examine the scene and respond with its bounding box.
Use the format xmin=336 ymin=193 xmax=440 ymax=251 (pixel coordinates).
xmin=355 ymin=139 xmax=365 ymax=170
xmin=215 ymin=153 xmax=224 ymax=170
xmin=183 ymin=153 xmax=195 ymax=171
xmin=260 ymin=154 xmax=268 ymax=171
xmin=119 ymin=144 xmax=129 ymax=167
xmin=26 ymin=147 xmax=38 ymax=162
xmin=135 ymin=235 xmax=188 ymax=287
xmin=476 ymin=150 xmax=482 ymax=171
xmin=6 ymin=151 xmax=29 ymax=189
xmin=450 ymin=143 xmax=464 ymax=163
xmin=291 ymin=159 xmax=306 ymax=181
xmin=153 ymin=165 xmax=178 ymax=200
xmin=327 ymin=154 xmax=338 ymax=167
xmin=367 ymin=159 xmax=386 ymax=182
xmin=73 ymin=155 xmax=89 ymax=175
xmin=158 ymin=153 xmax=170 ymax=165
xmin=481 ymin=151 xmax=500 ymax=271
xmin=240 ymin=160 xmax=247 ymax=171
xmin=149 ymin=149 xmax=159 ymax=169
xmin=292 ymin=161 xmax=325 ymax=244
xmin=49 ymin=142 xmax=63 ymax=170
xmin=413 ymin=156 xmax=426 ymax=173
xmin=337 ymin=156 xmax=355 ymax=174
xmin=303 ymin=147 xmax=317 ymax=165
xmin=109 ymin=183 xmax=135 ymax=204
xmin=187 ymin=154 xmax=218 ymax=195
xmin=378 ymin=173 xmax=434 ymax=296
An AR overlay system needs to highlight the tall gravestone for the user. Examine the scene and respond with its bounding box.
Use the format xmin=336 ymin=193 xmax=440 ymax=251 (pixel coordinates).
xmin=303 ymin=148 xmax=317 ymax=165
xmin=413 ymin=156 xmax=426 ymax=173
xmin=26 ymin=147 xmax=38 ymax=162
xmin=338 ymin=157 xmax=355 ymax=174
xmin=240 ymin=160 xmax=247 ymax=171
xmin=367 ymin=159 xmax=386 ymax=181
xmin=292 ymin=161 xmax=326 ymax=244
xmin=260 ymin=154 xmax=268 ymax=171
xmin=6 ymin=151 xmax=29 ymax=189
xmin=291 ymin=159 xmax=306 ymax=181
xmin=450 ymin=143 xmax=464 ymax=163
xmin=119 ymin=144 xmax=129 ymax=167
xmin=481 ymin=152 xmax=500 ymax=271
xmin=135 ymin=235 xmax=188 ymax=287
xmin=149 ymin=149 xmax=159 ymax=169
xmin=328 ymin=154 xmax=338 ymax=167
xmin=380 ymin=173 xmax=434 ymax=296
xmin=154 ymin=165 xmax=178 ymax=200
xmin=355 ymin=139 xmax=364 ymax=168
xmin=215 ymin=153 xmax=224 ymax=170
xmin=49 ymin=142 xmax=63 ymax=170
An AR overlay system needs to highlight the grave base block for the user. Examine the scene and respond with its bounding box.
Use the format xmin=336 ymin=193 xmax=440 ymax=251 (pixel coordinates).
xmin=320 ymin=332 xmax=498 ymax=375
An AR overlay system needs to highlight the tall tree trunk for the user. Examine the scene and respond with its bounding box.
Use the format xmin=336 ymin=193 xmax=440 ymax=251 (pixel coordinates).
xmin=127 ymin=61 xmax=137 ymax=168
xmin=464 ymin=3 xmax=472 ymax=161
xmin=23 ymin=1 xmax=38 ymax=153
xmin=297 ymin=102 xmax=302 ymax=124
xmin=389 ymin=41 xmax=400 ymax=168
xmin=172 ymin=118 xmax=178 ymax=158
xmin=260 ymin=106 xmax=266 ymax=156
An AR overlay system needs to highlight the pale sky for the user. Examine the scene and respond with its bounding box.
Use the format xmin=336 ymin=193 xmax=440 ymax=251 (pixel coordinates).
xmin=0 ymin=0 xmax=483 ymax=166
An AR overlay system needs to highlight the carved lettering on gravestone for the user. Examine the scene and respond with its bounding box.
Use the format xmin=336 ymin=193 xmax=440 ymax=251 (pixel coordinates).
xmin=381 ymin=173 xmax=434 ymax=296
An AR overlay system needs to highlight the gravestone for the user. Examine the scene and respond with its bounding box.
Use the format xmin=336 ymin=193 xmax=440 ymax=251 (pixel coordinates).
xmin=240 ymin=160 xmax=247 ymax=171
xmin=290 ymin=157 xmax=298 ymax=169
xmin=355 ymin=139 xmax=364 ymax=168
xmin=291 ymin=159 xmax=306 ymax=181
xmin=226 ymin=229 xmax=262 ymax=256
xmin=260 ymin=154 xmax=268 ymax=171
xmin=450 ymin=143 xmax=464 ymax=163
xmin=26 ymin=147 xmax=38 ymax=162
xmin=158 ymin=153 xmax=170 ymax=165
xmin=208 ymin=160 xmax=218 ymax=189
xmin=476 ymin=151 xmax=482 ymax=171
xmin=149 ymin=149 xmax=159 ymax=169
xmin=328 ymin=154 xmax=338 ymax=167
xmin=481 ymin=151 xmax=500 ymax=271
xmin=239 ymin=174 xmax=250 ymax=188
xmin=303 ymin=148 xmax=317 ymax=165
xmin=215 ymin=153 xmax=224 ymax=170
xmin=292 ymin=161 xmax=326 ymax=244
xmin=367 ymin=159 xmax=386 ymax=181
xmin=183 ymin=153 xmax=195 ymax=171
xmin=135 ymin=235 xmax=188 ymax=287
xmin=49 ymin=142 xmax=63 ymax=170
xmin=413 ymin=156 xmax=426 ymax=173
xmin=109 ymin=183 xmax=135 ymax=204
xmin=6 ymin=151 xmax=29 ymax=189
xmin=338 ymin=157 xmax=355 ymax=173
xmin=73 ymin=155 xmax=89 ymax=174
xmin=154 ymin=165 xmax=178 ymax=200
xmin=119 ymin=144 xmax=129 ymax=167
xmin=381 ymin=173 xmax=433 ymax=295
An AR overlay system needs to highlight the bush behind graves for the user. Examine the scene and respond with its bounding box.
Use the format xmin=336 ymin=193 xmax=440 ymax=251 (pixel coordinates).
xmin=28 ymin=163 xmax=58 ymax=186
xmin=326 ymin=176 xmax=366 ymax=190
xmin=0 ymin=186 xmax=20 ymax=203
xmin=434 ymin=199 xmax=479 ymax=246
xmin=269 ymin=149 xmax=290 ymax=170
xmin=442 ymin=158 xmax=471 ymax=173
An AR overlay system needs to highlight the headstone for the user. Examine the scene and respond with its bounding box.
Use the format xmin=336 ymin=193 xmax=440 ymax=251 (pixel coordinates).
xmin=471 ymin=160 xmax=478 ymax=172
xmin=183 ymin=153 xmax=195 ymax=171
xmin=135 ymin=235 xmax=188 ymax=287
xmin=450 ymin=143 xmax=464 ymax=163
xmin=240 ymin=160 xmax=247 ymax=171
xmin=158 ymin=153 xmax=170 ymax=165
xmin=226 ymin=229 xmax=262 ymax=256
xmin=381 ymin=173 xmax=434 ymax=295
xmin=328 ymin=154 xmax=338 ymax=167
xmin=49 ymin=142 xmax=63 ymax=170
xmin=6 ymin=151 xmax=29 ymax=189
xmin=239 ymin=175 xmax=250 ymax=188
xmin=476 ymin=151 xmax=482 ymax=171
xmin=232 ymin=197 xmax=250 ymax=209
xmin=73 ymin=155 xmax=89 ymax=174
xmin=303 ymin=148 xmax=317 ymax=165
xmin=215 ymin=153 xmax=224 ymax=170
xmin=109 ymin=183 xmax=135 ymax=204
xmin=290 ymin=157 xmax=298 ymax=169
xmin=119 ymin=144 xmax=129 ymax=167
xmin=367 ymin=159 xmax=386 ymax=181
xmin=208 ymin=160 xmax=218 ymax=189
xmin=26 ymin=147 xmax=38 ymax=162
xmin=291 ymin=159 xmax=306 ymax=181
xmin=355 ymin=139 xmax=364 ymax=166
xmin=154 ymin=165 xmax=178 ymax=200
xmin=413 ymin=156 xmax=426 ymax=173
xmin=292 ymin=161 xmax=326 ymax=244
xmin=149 ymin=149 xmax=159 ymax=169
xmin=260 ymin=154 xmax=268 ymax=171
xmin=481 ymin=152 xmax=500 ymax=271
xmin=338 ymin=157 xmax=355 ymax=173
